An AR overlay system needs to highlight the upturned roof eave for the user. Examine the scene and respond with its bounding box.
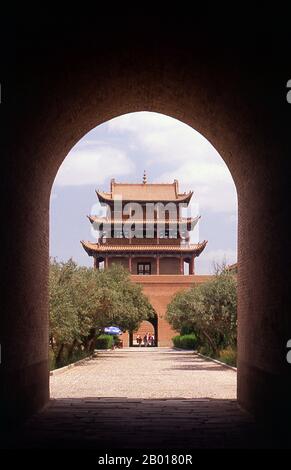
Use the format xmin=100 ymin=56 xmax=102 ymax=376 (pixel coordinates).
xmin=95 ymin=189 xmax=193 ymax=204
xmin=87 ymin=215 xmax=200 ymax=228
xmin=81 ymin=240 xmax=207 ymax=256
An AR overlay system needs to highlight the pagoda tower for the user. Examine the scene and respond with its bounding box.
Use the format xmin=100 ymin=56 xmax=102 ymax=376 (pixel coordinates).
xmin=81 ymin=173 xmax=208 ymax=346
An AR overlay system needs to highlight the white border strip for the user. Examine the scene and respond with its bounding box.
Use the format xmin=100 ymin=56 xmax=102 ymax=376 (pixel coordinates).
xmin=195 ymin=351 xmax=237 ymax=371
xmin=50 ymin=353 xmax=97 ymax=376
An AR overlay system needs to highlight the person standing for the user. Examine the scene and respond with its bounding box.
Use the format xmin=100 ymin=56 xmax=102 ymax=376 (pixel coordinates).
xmin=143 ymin=334 xmax=148 ymax=347
xmin=146 ymin=332 xmax=152 ymax=347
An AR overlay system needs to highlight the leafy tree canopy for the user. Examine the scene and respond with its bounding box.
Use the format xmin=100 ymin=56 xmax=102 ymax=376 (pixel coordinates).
xmin=166 ymin=267 xmax=237 ymax=354
xmin=49 ymin=259 xmax=154 ymax=351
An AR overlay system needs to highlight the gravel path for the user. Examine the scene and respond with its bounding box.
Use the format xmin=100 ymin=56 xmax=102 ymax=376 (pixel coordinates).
xmin=51 ymin=348 xmax=236 ymax=399
xmin=6 ymin=350 xmax=281 ymax=448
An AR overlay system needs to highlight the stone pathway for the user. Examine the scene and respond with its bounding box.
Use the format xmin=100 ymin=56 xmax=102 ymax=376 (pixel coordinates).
xmin=3 ymin=349 xmax=284 ymax=448
xmin=50 ymin=348 xmax=237 ymax=400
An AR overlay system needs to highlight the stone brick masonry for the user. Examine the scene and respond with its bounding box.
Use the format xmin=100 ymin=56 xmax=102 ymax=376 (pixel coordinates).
xmin=121 ymin=274 xmax=213 ymax=347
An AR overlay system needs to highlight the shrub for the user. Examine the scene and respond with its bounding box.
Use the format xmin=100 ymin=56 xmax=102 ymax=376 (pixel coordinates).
xmin=217 ymin=346 xmax=237 ymax=367
xmin=179 ymin=334 xmax=197 ymax=350
xmin=95 ymin=334 xmax=114 ymax=350
xmin=172 ymin=335 xmax=181 ymax=348
xmin=180 ymin=325 xmax=196 ymax=336
xmin=49 ymin=346 xmax=90 ymax=371
xmin=49 ymin=348 xmax=56 ymax=370
xmin=113 ymin=334 xmax=121 ymax=346
xmin=172 ymin=334 xmax=197 ymax=350
xmin=69 ymin=348 xmax=89 ymax=364
xmin=166 ymin=268 xmax=237 ymax=355
xmin=198 ymin=344 xmax=214 ymax=357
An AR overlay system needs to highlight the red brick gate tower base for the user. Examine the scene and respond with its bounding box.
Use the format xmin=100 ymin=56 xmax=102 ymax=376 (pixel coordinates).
xmin=82 ymin=175 xmax=209 ymax=348
xmin=121 ymin=274 xmax=213 ymax=347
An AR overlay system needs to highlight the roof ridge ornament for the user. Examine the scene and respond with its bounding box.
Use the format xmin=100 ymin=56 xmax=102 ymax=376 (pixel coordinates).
xmin=143 ymin=170 xmax=147 ymax=184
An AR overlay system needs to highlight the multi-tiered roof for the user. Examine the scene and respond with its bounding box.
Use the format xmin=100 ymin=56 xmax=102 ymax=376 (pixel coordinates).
xmin=96 ymin=176 xmax=193 ymax=203
xmin=81 ymin=173 xmax=207 ymax=259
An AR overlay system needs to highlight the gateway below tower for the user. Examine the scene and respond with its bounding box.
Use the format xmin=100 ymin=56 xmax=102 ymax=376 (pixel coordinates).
xmin=81 ymin=174 xmax=208 ymax=346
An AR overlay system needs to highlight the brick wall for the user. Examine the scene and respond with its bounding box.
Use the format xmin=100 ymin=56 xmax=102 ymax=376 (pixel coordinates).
xmin=159 ymin=257 xmax=180 ymax=274
xmin=120 ymin=275 xmax=213 ymax=347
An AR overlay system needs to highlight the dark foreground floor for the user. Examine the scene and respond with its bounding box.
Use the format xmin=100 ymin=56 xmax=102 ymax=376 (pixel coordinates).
xmin=2 ymin=397 xmax=290 ymax=449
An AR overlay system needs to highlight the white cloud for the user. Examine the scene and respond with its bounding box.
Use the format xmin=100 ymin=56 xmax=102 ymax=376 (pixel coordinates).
xmin=50 ymin=112 xmax=237 ymax=272
xmin=106 ymin=112 xmax=237 ymax=213
xmin=202 ymin=248 xmax=237 ymax=269
xmin=107 ymin=112 xmax=178 ymax=133
xmin=157 ymin=161 xmax=237 ymax=213
xmin=54 ymin=142 xmax=135 ymax=186
xmin=54 ymin=113 xmax=236 ymax=213
xmin=108 ymin=111 xmax=220 ymax=162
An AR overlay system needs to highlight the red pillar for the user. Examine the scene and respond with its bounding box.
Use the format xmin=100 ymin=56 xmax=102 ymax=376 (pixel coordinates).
xmin=128 ymin=255 xmax=132 ymax=273
xmin=105 ymin=256 xmax=109 ymax=269
xmin=156 ymin=255 xmax=160 ymax=275
xmin=190 ymin=255 xmax=195 ymax=275
xmin=93 ymin=257 xmax=98 ymax=270
xmin=180 ymin=257 xmax=184 ymax=275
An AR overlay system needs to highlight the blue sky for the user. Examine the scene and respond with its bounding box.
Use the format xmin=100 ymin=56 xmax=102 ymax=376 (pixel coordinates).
xmin=50 ymin=112 xmax=237 ymax=274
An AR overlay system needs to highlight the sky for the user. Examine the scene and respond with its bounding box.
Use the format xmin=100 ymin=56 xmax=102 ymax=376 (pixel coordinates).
xmin=50 ymin=112 xmax=237 ymax=274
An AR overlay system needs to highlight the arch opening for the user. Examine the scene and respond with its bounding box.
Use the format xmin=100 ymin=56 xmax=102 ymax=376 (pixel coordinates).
xmin=49 ymin=110 xmax=238 ymax=390
xmin=3 ymin=38 xmax=289 ymax=442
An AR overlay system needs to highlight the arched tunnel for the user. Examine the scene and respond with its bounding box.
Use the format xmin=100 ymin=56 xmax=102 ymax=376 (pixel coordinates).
xmin=1 ymin=14 xmax=291 ymax=448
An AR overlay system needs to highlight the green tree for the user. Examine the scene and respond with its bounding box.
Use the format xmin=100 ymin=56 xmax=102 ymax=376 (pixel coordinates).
xmin=94 ymin=264 xmax=154 ymax=332
xmin=49 ymin=259 xmax=80 ymax=363
xmin=166 ymin=269 xmax=237 ymax=355
xmin=49 ymin=260 xmax=154 ymax=367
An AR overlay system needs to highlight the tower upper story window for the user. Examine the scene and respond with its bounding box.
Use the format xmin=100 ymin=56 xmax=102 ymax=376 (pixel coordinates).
xmin=137 ymin=262 xmax=151 ymax=275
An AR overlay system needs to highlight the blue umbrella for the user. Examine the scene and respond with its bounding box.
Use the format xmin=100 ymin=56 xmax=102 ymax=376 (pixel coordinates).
xmin=104 ymin=326 xmax=122 ymax=335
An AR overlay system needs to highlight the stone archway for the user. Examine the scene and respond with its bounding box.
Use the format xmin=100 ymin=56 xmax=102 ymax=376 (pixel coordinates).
xmin=1 ymin=18 xmax=291 ymax=430
xmin=130 ymin=317 xmax=158 ymax=347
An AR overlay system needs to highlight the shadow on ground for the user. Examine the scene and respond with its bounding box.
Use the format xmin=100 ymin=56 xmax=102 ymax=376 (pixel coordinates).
xmin=2 ymin=397 xmax=289 ymax=449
